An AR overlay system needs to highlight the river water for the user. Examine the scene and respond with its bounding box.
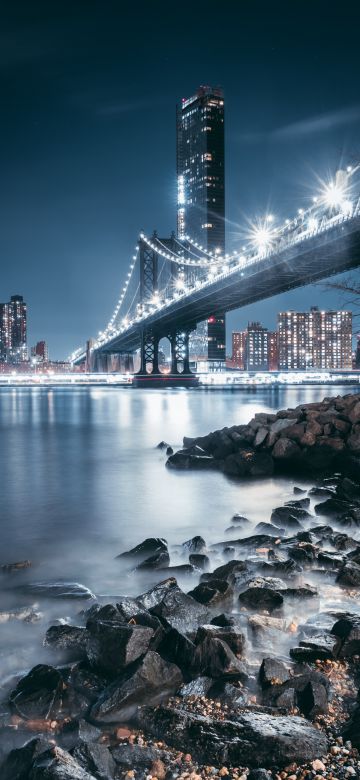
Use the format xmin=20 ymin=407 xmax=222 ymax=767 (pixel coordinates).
xmin=0 ymin=384 xmax=359 ymax=683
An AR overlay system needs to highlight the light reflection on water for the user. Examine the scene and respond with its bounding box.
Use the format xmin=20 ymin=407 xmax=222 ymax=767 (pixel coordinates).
xmin=0 ymin=385 xmax=359 ymax=680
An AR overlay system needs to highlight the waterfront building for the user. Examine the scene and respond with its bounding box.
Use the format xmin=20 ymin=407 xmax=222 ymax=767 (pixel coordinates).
xmin=231 ymin=330 xmax=247 ymax=369
xmin=32 ymin=340 xmax=49 ymax=362
xmin=268 ymin=331 xmax=279 ymax=371
xmin=355 ymin=335 xmax=360 ymax=369
xmin=0 ymin=295 xmax=27 ymax=363
xmin=177 ymin=85 xmax=225 ymax=367
xmin=278 ymin=307 xmax=352 ymax=370
xmin=245 ymin=322 xmax=269 ymax=370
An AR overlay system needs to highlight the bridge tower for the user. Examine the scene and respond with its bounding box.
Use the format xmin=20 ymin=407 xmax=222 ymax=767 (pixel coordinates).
xmin=136 ymin=232 xmax=195 ymax=383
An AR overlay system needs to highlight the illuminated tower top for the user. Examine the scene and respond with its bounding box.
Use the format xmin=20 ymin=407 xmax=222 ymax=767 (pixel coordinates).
xmin=176 ymin=86 xmax=225 ymax=251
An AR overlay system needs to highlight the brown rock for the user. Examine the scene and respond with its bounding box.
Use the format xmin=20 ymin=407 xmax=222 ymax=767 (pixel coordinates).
xmin=306 ymin=419 xmax=323 ymax=436
xmin=272 ymin=438 xmax=301 ymax=460
xmin=300 ymin=431 xmax=316 ymax=447
xmin=333 ymin=418 xmax=351 ymax=434
xmin=317 ymin=436 xmax=345 ymax=451
xmin=280 ymin=423 xmax=305 ymax=441
xmin=348 ymin=401 xmax=360 ymax=423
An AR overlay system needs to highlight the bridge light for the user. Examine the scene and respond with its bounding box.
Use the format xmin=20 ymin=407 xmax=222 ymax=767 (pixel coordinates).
xmin=265 ymin=214 xmax=274 ymax=223
xmin=308 ymin=217 xmax=318 ymax=232
xmin=250 ymin=222 xmax=274 ymax=252
xmin=341 ymin=199 xmax=353 ymax=215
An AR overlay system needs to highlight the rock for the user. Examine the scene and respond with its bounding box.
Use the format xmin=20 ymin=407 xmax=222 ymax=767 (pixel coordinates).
xmin=90 ymin=651 xmax=182 ymax=722
xmin=44 ymin=625 xmax=88 ymax=660
xmin=298 ymin=680 xmax=328 ymax=719
xmin=293 ymin=487 xmax=306 ymax=494
xmin=136 ymin=703 xmax=327 ymax=768
xmin=137 ymin=577 xmax=178 ymax=611
xmin=23 ymin=581 xmax=95 ymax=600
xmin=167 ymin=449 xmax=218 ymax=470
xmin=110 ymin=743 xmax=163 ymax=771
xmin=285 ymin=497 xmax=310 ymax=509
xmin=71 ymin=741 xmax=116 ymax=780
xmin=272 ymin=438 xmax=301 ymax=460
xmin=188 ymin=579 xmax=233 ymax=606
xmin=238 ymin=578 xmax=284 ymax=611
xmin=248 ymin=771 xmax=272 ymax=780
xmin=61 ymin=719 xmax=101 ymax=746
xmin=150 ymin=583 xmax=208 ymax=632
xmin=166 ymin=446 xmax=173 ymax=455
xmin=254 ymin=522 xmax=285 ymax=536
xmin=0 ymin=737 xmax=51 ymax=780
xmin=9 ymin=665 xmax=64 ymax=720
xmin=136 ymin=550 xmax=170 ymax=570
xmin=331 ymin=613 xmax=360 ymax=656
xmin=157 ymin=626 xmax=197 ymax=670
xmin=342 ymin=697 xmax=360 ymax=748
xmin=195 ymin=624 xmax=245 ymax=657
xmin=248 ymin=614 xmax=288 ymax=643
xmin=189 ymin=553 xmax=210 ymax=570
xmin=336 ymin=561 xmax=360 ymax=587
xmin=117 ymin=538 xmax=167 ymax=561
xmin=203 ymin=559 xmax=248 ymax=584
xmin=210 ymin=613 xmax=236 ymax=627
xmin=182 ymin=535 xmax=206 ymax=553
xmin=194 ymin=636 xmax=247 ymax=679
xmin=86 ymin=619 xmax=154 ymax=676
xmin=156 ymin=441 xmax=170 ymax=449
xmin=271 ymin=506 xmax=312 ymax=524
xmin=259 ymin=658 xmax=290 ymax=688
xmin=289 ymin=632 xmax=339 ymax=662
xmin=159 ymin=563 xmax=195 ymax=575
xmin=178 ymin=677 xmax=213 ymax=697
xmin=30 ymin=745 xmax=97 ymax=779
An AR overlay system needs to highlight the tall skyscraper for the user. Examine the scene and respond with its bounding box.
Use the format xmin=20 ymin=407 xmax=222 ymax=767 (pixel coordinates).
xmin=176 ymin=85 xmax=225 ymax=367
xmin=0 ymin=295 xmax=27 ymax=363
xmin=278 ymin=308 xmax=352 ymax=370
xmin=245 ymin=322 xmax=269 ymax=370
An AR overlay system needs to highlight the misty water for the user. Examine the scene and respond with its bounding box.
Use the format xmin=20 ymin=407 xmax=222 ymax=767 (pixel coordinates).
xmin=1 ymin=384 xmax=360 ymax=688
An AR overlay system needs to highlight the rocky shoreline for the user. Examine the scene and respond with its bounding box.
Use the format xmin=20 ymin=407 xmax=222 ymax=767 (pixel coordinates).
xmin=1 ymin=394 xmax=360 ymax=778
xmin=166 ymin=392 xmax=360 ymax=479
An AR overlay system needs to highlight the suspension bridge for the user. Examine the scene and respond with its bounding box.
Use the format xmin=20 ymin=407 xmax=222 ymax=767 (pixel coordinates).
xmin=71 ymin=167 xmax=360 ymax=386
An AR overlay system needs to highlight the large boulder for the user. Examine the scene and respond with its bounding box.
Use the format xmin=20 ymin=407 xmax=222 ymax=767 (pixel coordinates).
xmin=9 ymin=665 xmax=64 ymax=720
xmin=86 ymin=619 xmax=154 ymax=676
xmin=30 ymin=745 xmax=97 ymax=779
xmin=90 ymin=651 xmax=182 ymax=723
xmin=149 ymin=583 xmax=208 ymax=632
xmin=0 ymin=738 xmax=51 ymax=780
xmin=43 ymin=625 xmax=88 ymax=661
xmin=188 ymin=579 xmax=233 ymax=607
xmin=331 ymin=613 xmax=360 ymax=656
xmin=136 ymin=704 xmax=327 ymax=768
xmin=136 ymin=550 xmax=170 ymax=570
xmin=71 ymin=741 xmax=116 ymax=780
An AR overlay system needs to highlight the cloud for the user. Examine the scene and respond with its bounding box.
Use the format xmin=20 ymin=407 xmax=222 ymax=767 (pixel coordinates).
xmin=273 ymin=104 xmax=360 ymax=139
xmin=234 ymin=105 xmax=360 ymax=145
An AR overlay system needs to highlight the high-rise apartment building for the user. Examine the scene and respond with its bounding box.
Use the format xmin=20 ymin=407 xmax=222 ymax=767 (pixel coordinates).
xmin=231 ymin=330 xmax=247 ymax=369
xmin=245 ymin=322 xmax=269 ymax=370
xmin=176 ymin=85 xmax=225 ymax=367
xmin=0 ymin=295 xmax=27 ymax=363
xmin=278 ymin=308 xmax=352 ymax=370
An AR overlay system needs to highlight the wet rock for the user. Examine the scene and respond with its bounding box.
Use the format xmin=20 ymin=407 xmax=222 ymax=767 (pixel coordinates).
xmin=156 ymin=441 xmax=170 ymax=449
xmin=272 ymin=437 xmax=302 ymax=460
xmin=195 ymin=624 xmax=245 ymax=657
xmin=157 ymin=626 xmax=197 ymax=670
xmin=90 ymin=651 xmax=182 ymax=723
xmin=0 ymin=737 xmax=51 ymax=780
xmin=194 ymin=635 xmax=247 ymax=678
xmin=150 ymin=583 xmax=208 ymax=632
xmin=248 ymin=771 xmax=272 ymax=780
xmin=167 ymin=448 xmax=217 ymax=470
xmin=189 ymin=553 xmax=210 ymax=570
xmin=202 ymin=559 xmax=248 ymax=585
xmin=110 ymin=743 xmax=163 ymax=771
xmin=298 ymin=680 xmax=328 ymax=719
xmin=44 ymin=625 xmax=88 ymax=660
xmin=160 ymin=563 xmax=195 ymax=575
xmin=342 ymin=696 xmax=360 ymax=748
xmin=117 ymin=537 xmax=167 ymax=561
xmin=114 ymin=597 xmax=144 ymax=620
xmin=285 ymin=497 xmax=311 ymax=509
xmin=23 ymin=581 xmax=95 ymax=600
xmin=210 ymin=613 xmax=236 ymax=627
xmin=30 ymin=745 xmax=97 ymax=779
xmin=254 ymin=522 xmax=285 ymax=536
xmin=293 ymin=487 xmax=306 ymax=494
xmin=259 ymin=658 xmax=290 ymax=688
xmin=136 ymin=550 xmax=170 ymax=570
xmin=331 ymin=613 xmax=360 ymax=656
xmin=248 ymin=614 xmax=288 ymax=643
xmin=66 ymin=664 xmax=109 ymax=704
xmin=289 ymin=632 xmax=339 ymax=662
xmin=0 ymin=559 xmax=31 ymax=573
xmin=182 ymin=535 xmax=206 ymax=553
xmin=271 ymin=506 xmax=312 ymax=525
xmin=166 ymin=446 xmax=173 ymax=455
xmin=61 ymin=718 xmax=101 ymax=747
xmin=188 ymin=579 xmax=233 ymax=607
xmin=9 ymin=664 xmax=64 ymax=720
xmin=288 ymin=543 xmax=317 ymax=564
xmin=315 ymin=497 xmax=352 ymax=517
xmin=137 ymin=577 xmax=178 ymax=611
xmin=308 ymin=486 xmax=335 ymax=497
xmin=336 ymin=561 xmax=360 ymax=587
xmin=71 ymin=741 xmax=116 ymax=780
xmin=238 ymin=578 xmax=284 ymax=611
xmin=178 ymin=677 xmax=213 ymax=697
xmin=86 ymin=619 xmax=154 ymax=676
xmin=136 ymin=703 xmax=327 ymax=767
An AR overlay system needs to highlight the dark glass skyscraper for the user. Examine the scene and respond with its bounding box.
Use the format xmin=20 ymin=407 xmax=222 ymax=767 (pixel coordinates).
xmin=176 ymin=85 xmax=226 ymax=366
xmin=0 ymin=295 xmax=27 ymax=363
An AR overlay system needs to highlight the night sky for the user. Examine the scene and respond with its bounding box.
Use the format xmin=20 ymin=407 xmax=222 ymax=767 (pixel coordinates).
xmin=1 ymin=1 xmax=360 ymax=359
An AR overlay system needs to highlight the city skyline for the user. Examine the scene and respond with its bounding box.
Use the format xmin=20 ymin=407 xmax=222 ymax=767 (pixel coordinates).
xmin=1 ymin=1 xmax=360 ymax=358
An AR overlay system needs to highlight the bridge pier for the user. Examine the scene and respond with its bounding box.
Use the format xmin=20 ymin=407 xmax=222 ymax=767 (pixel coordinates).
xmin=133 ymin=326 xmax=198 ymax=387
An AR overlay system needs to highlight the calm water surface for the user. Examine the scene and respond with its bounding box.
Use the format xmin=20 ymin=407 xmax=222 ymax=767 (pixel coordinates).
xmin=0 ymin=384 xmax=359 ymax=680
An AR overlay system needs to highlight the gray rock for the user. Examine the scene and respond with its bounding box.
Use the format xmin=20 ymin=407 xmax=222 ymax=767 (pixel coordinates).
xmin=86 ymin=620 xmax=154 ymax=676
xmin=90 ymin=651 xmax=182 ymax=722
